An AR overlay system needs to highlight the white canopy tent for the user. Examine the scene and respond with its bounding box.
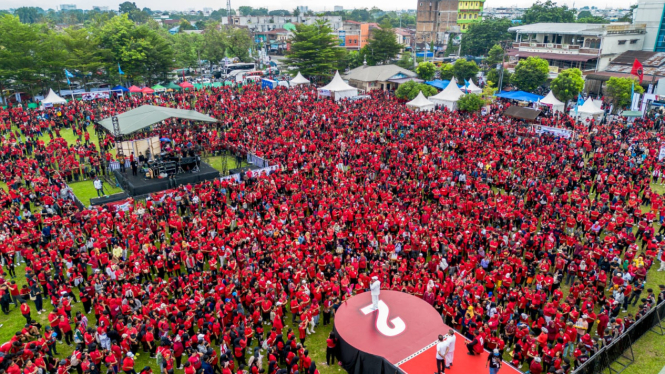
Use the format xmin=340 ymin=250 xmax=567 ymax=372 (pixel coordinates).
xmin=463 ymin=80 xmax=482 ymax=94
xmin=317 ymin=71 xmax=358 ymax=101
xmin=290 ymin=72 xmax=310 ymax=86
xmin=571 ymin=98 xmax=604 ymax=121
xmin=540 ymin=91 xmax=565 ymax=113
xmin=430 ymin=77 xmax=465 ymax=111
xmin=406 ymin=91 xmax=435 ymax=111
xmin=41 ymin=89 xmax=67 ymax=107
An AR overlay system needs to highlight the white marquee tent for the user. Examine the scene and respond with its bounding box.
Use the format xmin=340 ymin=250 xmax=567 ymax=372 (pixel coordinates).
xmin=463 ymin=80 xmax=482 ymax=94
xmin=41 ymin=89 xmax=67 ymax=106
xmin=572 ymin=98 xmax=604 ymax=121
xmin=540 ymin=91 xmax=565 ymax=113
xmin=430 ymin=77 xmax=465 ymax=110
xmin=290 ymin=72 xmax=310 ymax=86
xmin=406 ymin=91 xmax=435 ymax=111
xmin=317 ymin=71 xmax=358 ymax=101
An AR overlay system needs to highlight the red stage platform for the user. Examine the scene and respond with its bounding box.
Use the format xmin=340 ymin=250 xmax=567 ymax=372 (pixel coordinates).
xmin=334 ymin=290 xmax=521 ymax=374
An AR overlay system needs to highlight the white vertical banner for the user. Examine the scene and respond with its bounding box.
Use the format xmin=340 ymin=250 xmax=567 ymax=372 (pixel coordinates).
xmin=631 ymin=93 xmax=641 ymax=111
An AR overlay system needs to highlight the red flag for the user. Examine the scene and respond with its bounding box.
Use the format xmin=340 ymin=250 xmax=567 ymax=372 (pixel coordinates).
xmin=631 ymin=59 xmax=644 ymax=84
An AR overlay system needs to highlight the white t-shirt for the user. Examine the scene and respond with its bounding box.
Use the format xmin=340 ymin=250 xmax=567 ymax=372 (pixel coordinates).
xmin=436 ymin=340 xmax=450 ymax=360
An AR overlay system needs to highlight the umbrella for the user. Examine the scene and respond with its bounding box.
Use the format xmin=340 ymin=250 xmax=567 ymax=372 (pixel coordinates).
xmin=151 ymin=84 xmax=166 ymax=92
xmin=179 ymin=81 xmax=194 ymax=89
xmin=112 ymin=85 xmax=129 ymax=92
xmin=128 ymin=85 xmax=142 ymax=93
xmin=141 ymin=87 xmax=155 ymax=94
xmin=160 ymin=138 xmax=171 ymax=142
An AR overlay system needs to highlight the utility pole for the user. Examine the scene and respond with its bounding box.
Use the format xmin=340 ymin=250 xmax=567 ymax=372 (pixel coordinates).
xmin=497 ymin=40 xmax=510 ymax=92
xmin=226 ymin=0 xmax=232 ymax=26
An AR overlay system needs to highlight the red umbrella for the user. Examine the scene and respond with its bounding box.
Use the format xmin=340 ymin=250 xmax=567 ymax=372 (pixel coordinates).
xmin=179 ymin=81 xmax=194 ymax=89
xmin=142 ymin=87 xmax=155 ymax=94
xmin=128 ymin=85 xmax=142 ymax=93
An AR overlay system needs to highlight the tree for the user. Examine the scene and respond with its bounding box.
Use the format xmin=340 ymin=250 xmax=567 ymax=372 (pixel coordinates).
xmin=119 ymin=1 xmax=138 ymax=14
xmin=396 ymin=52 xmax=414 ymax=70
xmin=606 ymin=77 xmax=645 ymax=110
xmin=523 ymin=0 xmax=575 ymax=24
xmin=171 ymin=32 xmax=202 ymax=68
xmin=485 ymin=44 xmax=504 ymax=68
xmin=269 ymin=10 xmax=291 ymax=16
xmin=486 ymin=68 xmax=511 ymax=90
xmin=511 ymin=57 xmax=549 ymax=92
xmin=550 ymin=68 xmax=585 ymax=108
xmin=439 ymin=63 xmax=454 ymax=80
xmin=0 ymin=15 xmax=41 ymax=98
xmin=222 ymin=27 xmax=252 ymax=62
xmin=15 ymin=7 xmax=44 ymax=24
xmin=460 ymin=18 xmax=513 ymax=56
xmin=577 ymin=10 xmax=592 ymax=19
xmin=292 ymin=8 xmax=301 ymax=17
xmin=452 ymin=59 xmax=480 ymax=83
xmin=60 ymin=27 xmax=106 ymax=83
xmin=365 ymin=21 xmax=401 ymax=65
xmin=395 ymin=81 xmax=437 ymax=100
xmin=200 ymin=23 xmax=226 ymax=66
xmin=618 ymin=5 xmax=637 ymax=23
xmin=416 ymin=62 xmax=436 ymax=81
xmin=340 ymin=50 xmax=365 ymax=71
xmin=239 ymin=6 xmax=253 ymax=16
xmin=577 ymin=16 xmax=609 ymax=24
xmin=250 ymin=8 xmax=269 ymax=16
xmin=284 ymin=20 xmax=346 ymax=79
xmin=179 ymin=20 xmax=196 ymax=31
xmin=458 ymin=93 xmax=485 ymax=112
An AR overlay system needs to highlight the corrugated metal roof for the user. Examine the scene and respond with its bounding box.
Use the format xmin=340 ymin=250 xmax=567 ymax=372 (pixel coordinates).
xmin=508 ymin=23 xmax=605 ymax=35
xmin=506 ymin=50 xmax=597 ymax=62
xmin=602 ymin=51 xmax=665 ymax=79
xmin=343 ymin=65 xmax=417 ymax=82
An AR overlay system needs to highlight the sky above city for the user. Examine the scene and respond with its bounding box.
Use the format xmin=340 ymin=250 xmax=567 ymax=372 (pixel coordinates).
xmin=1 ymin=0 xmax=635 ymax=12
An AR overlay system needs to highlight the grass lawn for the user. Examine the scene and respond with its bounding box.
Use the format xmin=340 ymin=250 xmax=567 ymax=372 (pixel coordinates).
xmin=68 ymin=179 xmax=124 ymax=206
xmin=207 ymin=155 xmax=248 ymax=174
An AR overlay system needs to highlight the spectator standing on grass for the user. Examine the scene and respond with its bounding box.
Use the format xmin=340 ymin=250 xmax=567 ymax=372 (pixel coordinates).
xmin=93 ymin=176 xmax=106 ymax=197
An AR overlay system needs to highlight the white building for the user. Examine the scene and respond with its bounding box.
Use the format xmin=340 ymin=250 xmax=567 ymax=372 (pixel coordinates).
xmin=60 ymin=4 xmax=76 ymax=10
xmin=508 ymin=23 xmax=647 ymax=72
xmin=633 ymin=0 xmax=665 ymax=51
xmin=334 ymin=6 xmax=344 ymax=11
xmin=223 ymin=16 xmax=343 ymax=33
xmin=297 ymin=6 xmax=309 ymax=14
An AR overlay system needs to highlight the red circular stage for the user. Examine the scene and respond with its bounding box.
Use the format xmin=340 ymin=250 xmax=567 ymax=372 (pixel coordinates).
xmin=334 ymin=290 xmax=446 ymax=373
xmin=334 ymin=290 xmax=522 ymax=374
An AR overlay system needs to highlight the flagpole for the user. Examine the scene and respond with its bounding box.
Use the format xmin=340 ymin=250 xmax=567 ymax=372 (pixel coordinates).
xmin=64 ymin=69 xmax=74 ymax=101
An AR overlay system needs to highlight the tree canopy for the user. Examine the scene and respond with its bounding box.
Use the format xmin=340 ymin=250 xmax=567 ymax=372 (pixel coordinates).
xmin=457 ymin=93 xmax=484 ymax=112
xmin=511 ymin=57 xmax=549 ymax=92
xmin=523 ymin=0 xmax=576 ymax=24
xmin=550 ymin=68 xmax=585 ymax=107
xmin=364 ymin=21 xmax=401 ymax=65
xmin=460 ymin=18 xmax=513 ymax=56
xmin=606 ymin=77 xmax=645 ymax=110
xmin=395 ymin=81 xmax=437 ymax=100
xmin=284 ymin=20 xmax=346 ymax=79
xmin=416 ymin=62 xmax=437 ymax=81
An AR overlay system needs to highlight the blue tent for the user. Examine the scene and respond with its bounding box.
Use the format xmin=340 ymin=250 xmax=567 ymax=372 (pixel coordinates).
xmin=111 ymin=85 xmax=129 ymax=92
xmin=495 ymin=91 xmax=544 ymax=103
xmin=426 ymin=80 xmax=465 ymax=91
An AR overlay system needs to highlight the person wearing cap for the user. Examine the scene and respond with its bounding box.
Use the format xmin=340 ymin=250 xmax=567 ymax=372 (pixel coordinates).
xmin=486 ymin=348 xmax=502 ymax=374
xmin=122 ymin=352 xmax=136 ymax=374
xmin=369 ymin=276 xmax=381 ymax=311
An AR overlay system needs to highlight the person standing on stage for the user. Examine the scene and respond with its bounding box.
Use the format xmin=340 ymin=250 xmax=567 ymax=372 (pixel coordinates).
xmin=444 ymin=329 xmax=456 ymax=368
xmin=370 ymin=276 xmax=381 ymax=310
xmin=486 ymin=349 xmax=502 ymax=374
xmin=435 ymin=335 xmax=447 ymax=374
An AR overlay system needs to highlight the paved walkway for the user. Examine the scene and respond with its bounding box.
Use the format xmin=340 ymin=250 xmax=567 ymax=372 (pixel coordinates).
xmin=659 ymin=363 xmax=665 ymax=374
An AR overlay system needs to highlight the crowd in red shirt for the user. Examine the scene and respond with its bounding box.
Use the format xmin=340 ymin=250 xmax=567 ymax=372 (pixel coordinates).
xmin=0 ymin=84 xmax=663 ymax=374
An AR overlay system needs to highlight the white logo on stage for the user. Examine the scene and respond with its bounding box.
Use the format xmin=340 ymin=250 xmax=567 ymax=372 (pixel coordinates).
xmin=361 ymin=301 xmax=406 ymax=337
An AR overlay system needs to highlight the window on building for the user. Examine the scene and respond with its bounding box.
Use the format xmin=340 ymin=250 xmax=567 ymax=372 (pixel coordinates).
xmin=618 ymin=40 xmax=626 ymax=45
xmin=474 ymin=14 xmax=478 ymax=18
xmin=458 ymin=14 xmax=461 ymax=19
xmin=630 ymin=39 xmax=638 ymax=44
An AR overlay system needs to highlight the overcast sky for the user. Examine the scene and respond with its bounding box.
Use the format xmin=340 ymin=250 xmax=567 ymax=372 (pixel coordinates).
xmin=2 ymin=0 xmax=636 ymax=12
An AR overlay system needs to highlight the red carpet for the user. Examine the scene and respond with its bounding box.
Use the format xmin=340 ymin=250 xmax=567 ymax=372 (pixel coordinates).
xmin=398 ymin=332 xmax=521 ymax=374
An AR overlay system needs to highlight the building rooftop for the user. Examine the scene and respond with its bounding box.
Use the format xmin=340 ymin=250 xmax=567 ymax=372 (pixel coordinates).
xmin=343 ymin=64 xmax=417 ymax=82
xmin=508 ymin=22 xmax=645 ymax=36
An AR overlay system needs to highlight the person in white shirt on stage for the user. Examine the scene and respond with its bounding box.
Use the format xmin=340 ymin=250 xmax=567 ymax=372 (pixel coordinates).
xmin=444 ymin=329 xmax=456 ymax=368
xmin=435 ymin=334 xmax=448 ymax=374
xmin=370 ymin=276 xmax=381 ymax=310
